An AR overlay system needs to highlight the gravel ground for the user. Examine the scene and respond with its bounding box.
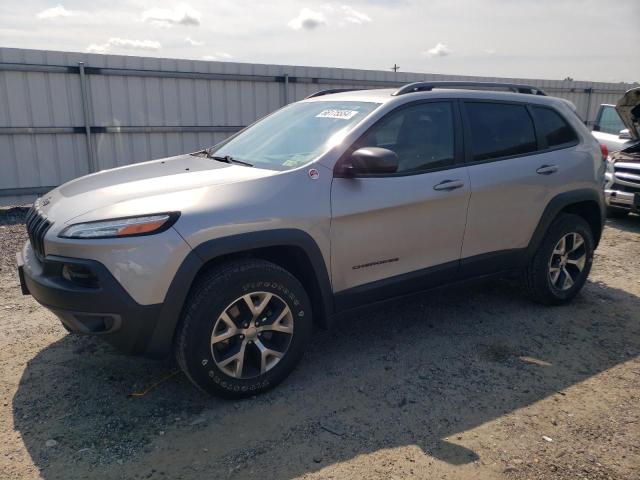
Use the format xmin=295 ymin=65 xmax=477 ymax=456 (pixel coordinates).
xmin=0 ymin=209 xmax=638 ymax=480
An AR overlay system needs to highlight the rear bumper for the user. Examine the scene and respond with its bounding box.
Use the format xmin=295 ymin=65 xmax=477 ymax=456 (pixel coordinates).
xmin=17 ymin=242 xmax=164 ymax=356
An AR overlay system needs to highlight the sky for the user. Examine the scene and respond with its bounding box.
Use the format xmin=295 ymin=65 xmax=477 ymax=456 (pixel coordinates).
xmin=0 ymin=0 xmax=638 ymax=83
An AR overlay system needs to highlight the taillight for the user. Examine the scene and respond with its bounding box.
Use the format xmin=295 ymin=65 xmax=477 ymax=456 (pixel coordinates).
xmin=600 ymin=144 xmax=608 ymax=161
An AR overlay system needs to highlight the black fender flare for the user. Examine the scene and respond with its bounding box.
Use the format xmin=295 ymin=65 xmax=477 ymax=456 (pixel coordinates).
xmin=145 ymin=229 xmax=333 ymax=357
xmin=525 ymin=188 xmax=605 ymax=261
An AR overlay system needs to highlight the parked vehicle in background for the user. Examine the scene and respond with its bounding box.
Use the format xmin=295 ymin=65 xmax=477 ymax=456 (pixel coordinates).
xmin=604 ymin=87 xmax=640 ymax=217
xmin=592 ymin=103 xmax=634 ymax=153
xmin=17 ymin=81 xmax=605 ymax=398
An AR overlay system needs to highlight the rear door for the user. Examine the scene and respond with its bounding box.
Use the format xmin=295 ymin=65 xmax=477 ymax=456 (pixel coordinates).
xmin=330 ymin=100 xmax=471 ymax=309
xmin=460 ymin=101 xmax=581 ymax=275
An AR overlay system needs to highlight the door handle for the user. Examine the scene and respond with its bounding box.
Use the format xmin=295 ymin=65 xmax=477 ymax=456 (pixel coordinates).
xmin=536 ymin=164 xmax=558 ymax=175
xmin=433 ymin=179 xmax=464 ymax=191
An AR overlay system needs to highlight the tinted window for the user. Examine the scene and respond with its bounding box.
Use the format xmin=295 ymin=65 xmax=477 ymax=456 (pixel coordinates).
xmin=597 ymin=105 xmax=625 ymax=135
xmin=465 ymin=102 xmax=537 ymax=161
xmin=355 ymin=102 xmax=455 ymax=173
xmin=531 ymin=106 xmax=577 ymax=148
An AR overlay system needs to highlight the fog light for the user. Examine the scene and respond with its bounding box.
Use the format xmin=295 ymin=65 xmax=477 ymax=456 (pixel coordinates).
xmin=62 ymin=264 xmax=99 ymax=288
xmin=74 ymin=314 xmax=117 ymax=333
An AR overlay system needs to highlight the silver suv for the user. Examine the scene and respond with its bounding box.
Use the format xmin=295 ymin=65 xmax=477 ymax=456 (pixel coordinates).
xmin=17 ymin=81 xmax=606 ymax=398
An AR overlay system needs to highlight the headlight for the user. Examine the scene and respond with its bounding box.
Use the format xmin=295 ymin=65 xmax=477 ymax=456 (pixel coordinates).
xmin=58 ymin=213 xmax=179 ymax=239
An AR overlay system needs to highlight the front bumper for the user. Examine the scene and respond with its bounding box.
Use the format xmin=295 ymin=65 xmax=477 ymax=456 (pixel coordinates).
xmin=604 ymin=163 xmax=640 ymax=212
xmin=17 ymin=242 xmax=163 ymax=356
xmin=605 ymin=189 xmax=639 ymax=211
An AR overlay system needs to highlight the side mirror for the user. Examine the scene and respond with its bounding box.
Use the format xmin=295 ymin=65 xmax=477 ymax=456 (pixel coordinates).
xmin=619 ymin=129 xmax=631 ymax=140
xmin=337 ymin=147 xmax=399 ymax=177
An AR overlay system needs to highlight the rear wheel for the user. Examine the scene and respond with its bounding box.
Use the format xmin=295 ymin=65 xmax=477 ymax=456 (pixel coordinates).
xmin=523 ymin=213 xmax=594 ymax=305
xmin=175 ymin=259 xmax=313 ymax=398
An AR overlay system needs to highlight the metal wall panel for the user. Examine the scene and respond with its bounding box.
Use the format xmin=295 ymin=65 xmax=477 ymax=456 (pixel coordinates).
xmin=0 ymin=46 xmax=637 ymax=206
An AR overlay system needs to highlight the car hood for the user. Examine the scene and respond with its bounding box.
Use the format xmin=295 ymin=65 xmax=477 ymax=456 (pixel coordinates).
xmin=38 ymin=153 xmax=277 ymax=224
xmin=616 ymin=87 xmax=640 ymax=140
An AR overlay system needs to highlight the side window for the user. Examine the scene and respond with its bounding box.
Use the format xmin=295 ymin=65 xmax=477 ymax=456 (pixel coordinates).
xmin=370 ymin=114 xmax=403 ymax=146
xmin=356 ymin=102 xmax=455 ymax=173
xmin=597 ymin=106 xmax=625 ymax=135
xmin=465 ymin=102 xmax=537 ymax=162
xmin=531 ymin=106 xmax=578 ymax=148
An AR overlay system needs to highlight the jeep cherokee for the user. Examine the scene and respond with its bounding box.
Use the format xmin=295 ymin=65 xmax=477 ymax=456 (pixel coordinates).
xmin=17 ymin=81 xmax=606 ymax=398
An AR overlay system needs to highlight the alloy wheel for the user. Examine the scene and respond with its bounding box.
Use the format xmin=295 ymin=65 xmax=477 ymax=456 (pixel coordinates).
xmin=210 ymin=292 xmax=294 ymax=379
xmin=548 ymin=232 xmax=587 ymax=291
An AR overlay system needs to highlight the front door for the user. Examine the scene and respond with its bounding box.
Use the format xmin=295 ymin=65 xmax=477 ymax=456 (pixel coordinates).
xmin=330 ymin=101 xmax=471 ymax=309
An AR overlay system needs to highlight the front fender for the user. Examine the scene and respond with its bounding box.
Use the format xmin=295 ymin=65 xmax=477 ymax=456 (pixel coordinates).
xmin=145 ymin=229 xmax=333 ymax=357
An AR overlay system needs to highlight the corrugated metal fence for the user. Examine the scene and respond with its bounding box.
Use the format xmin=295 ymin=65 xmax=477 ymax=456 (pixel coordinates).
xmin=1 ymin=47 xmax=637 ymax=205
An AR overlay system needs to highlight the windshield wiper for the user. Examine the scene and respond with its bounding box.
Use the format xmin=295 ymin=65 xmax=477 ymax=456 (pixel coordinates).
xmin=205 ymin=152 xmax=253 ymax=167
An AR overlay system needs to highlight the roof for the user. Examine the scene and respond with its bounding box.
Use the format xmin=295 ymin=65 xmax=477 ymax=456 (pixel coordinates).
xmin=302 ymin=87 xmax=572 ymax=110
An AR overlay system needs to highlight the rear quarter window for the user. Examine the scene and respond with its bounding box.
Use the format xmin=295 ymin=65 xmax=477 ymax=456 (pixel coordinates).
xmin=531 ymin=106 xmax=578 ymax=148
xmin=464 ymin=102 xmax=537 ymax=162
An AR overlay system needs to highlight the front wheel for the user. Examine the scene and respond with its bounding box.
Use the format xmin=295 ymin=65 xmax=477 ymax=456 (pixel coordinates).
xmin=175 ymin=259 xmax=313 ymax=398
xmin=523 ymin=213 xmax=594 ymax=305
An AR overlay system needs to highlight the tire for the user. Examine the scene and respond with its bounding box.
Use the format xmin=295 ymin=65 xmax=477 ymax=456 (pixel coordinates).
xmin=523 ymin=213 xmax=594 ymax=306
xmin=606 ymin=206 xmax=628 ymax=218
xmin=175 ymin=259 xmax=313 ymax=399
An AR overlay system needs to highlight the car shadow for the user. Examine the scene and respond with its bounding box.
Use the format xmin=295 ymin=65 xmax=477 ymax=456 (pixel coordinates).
xmin=12 ymin=278 xmax=640 ymax=479
xmin=605 ymin=213 xmax=640 ymax=233
xmin=0 ymin=206 xmax=29 ymax=226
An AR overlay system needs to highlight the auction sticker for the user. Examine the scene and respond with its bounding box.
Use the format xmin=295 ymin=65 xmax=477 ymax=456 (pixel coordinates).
xmin=316 ymin=109 xmax=359 ymax=120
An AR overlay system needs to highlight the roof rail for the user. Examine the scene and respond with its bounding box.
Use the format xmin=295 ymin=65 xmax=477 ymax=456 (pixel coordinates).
xmin=392 ymin=81 xmax=547 ymax=96
xmin=305 ymin=88 xmax=361 ymax=99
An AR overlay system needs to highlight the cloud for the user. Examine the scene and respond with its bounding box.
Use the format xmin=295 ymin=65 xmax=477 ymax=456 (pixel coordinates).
xmin=287 ymin=3 xmax=371 ymax=30
xmin=339 ymin=5 xmax=371 ymax=24
xmin=185 ymin=37 xmax=204 ymax=46
xmin=108 ymin=38 xmax=161 ymax=50
xmin=288 ymin=5 xmax=372 ymax=31
xmin=288 ymin=8 xmax=327 ymax=30
xmin=36 ymin=4 xmax=74 ymax=19
xmin=423 ymin=42 xmax=452 ymax=58
xmin=86 ymin=43 xmax=109 ymax=54
xmin=142 ymin=3 xmax=201 ymax=27
xmin=86 ymin=38 xmax=161 ymax=54
xmin=202 ymin=52 xmax=232 ymax=61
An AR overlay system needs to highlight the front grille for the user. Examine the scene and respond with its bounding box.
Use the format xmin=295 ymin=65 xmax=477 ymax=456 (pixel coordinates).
xmin=613 ymin=183 xmax=640 ymax=194
xmin=614 ymin=164 xmax=640 ymax=188
xmin=25 ymin=206 xmax=52 ymax=260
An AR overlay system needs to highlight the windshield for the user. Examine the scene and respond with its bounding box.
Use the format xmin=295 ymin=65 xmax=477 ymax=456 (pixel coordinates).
xmin=210 ymin=101 xmax=380 ymax=170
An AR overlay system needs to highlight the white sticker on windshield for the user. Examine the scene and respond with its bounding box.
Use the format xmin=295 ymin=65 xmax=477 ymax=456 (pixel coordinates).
xmin=316 ymin=109 xmax=359 ymax=120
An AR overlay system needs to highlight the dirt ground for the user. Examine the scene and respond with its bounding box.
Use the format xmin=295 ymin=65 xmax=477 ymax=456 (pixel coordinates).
xmin=0 ymin=209 xmax=638 ymax=480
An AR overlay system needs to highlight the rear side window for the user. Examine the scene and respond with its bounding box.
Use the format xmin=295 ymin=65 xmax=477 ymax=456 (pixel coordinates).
xmin=465 ymin=102 xmax=537 ymax=161
xmin=531 ymin=106 xmax=577 ymax=148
